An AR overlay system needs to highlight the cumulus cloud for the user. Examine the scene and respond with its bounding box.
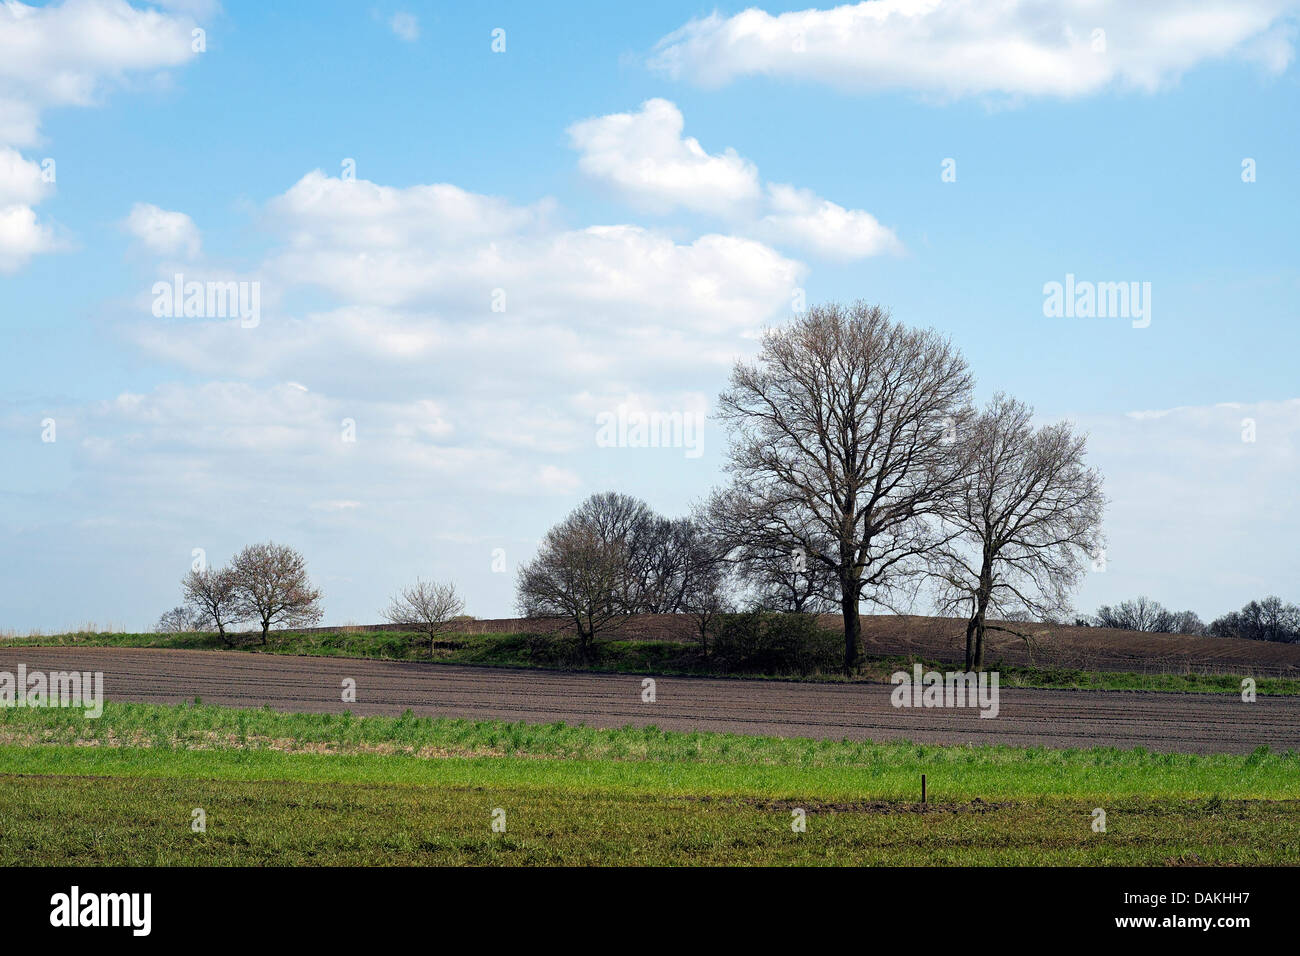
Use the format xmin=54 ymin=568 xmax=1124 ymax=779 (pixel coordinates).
xmin=124 ymin=202 xmax=201 ymax=258
xmin=0 ymin=146 xmax=51 ymax=207
xmin=0 ymin=196 xmax=57 ymax=273
xmin=567 ymin=97 xmax=761 ymax=216
xmin=0 ymin=146 xmax=59 ymax=271
xmin=261 ymin=169 xmax=801 ymax=327
xmin=650 ymin=1 xmax=1299 ymax=99
xmin=758 ymin=183 xmax=902 ymax=260
xmin=0 ymin=0 xmax=201 ymax=272
xmin=268 ymin=170 xmax=553 ymax=251
xmin=0 ymin=0 xmax=198 ymax=147
xmin=568 ymin=99 xmax=900 ymax=259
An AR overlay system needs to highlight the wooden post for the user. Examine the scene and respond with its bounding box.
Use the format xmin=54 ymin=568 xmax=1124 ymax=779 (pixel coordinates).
xmin=921 ymin=773 xmax=927 ymax=804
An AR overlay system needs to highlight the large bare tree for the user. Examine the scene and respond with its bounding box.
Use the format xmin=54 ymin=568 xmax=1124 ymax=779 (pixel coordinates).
xmin=383 ymin=579 xmax=465 ymax=658
xmin=229 ymin=542 xmax=323 ymax=644
xmin=715 ymin=302 xmax=974 ymax=673
xmin=930 ymin=394 xmax=1105 ymax=670
xmin=181 ymin=566 xmax=243 ymax=646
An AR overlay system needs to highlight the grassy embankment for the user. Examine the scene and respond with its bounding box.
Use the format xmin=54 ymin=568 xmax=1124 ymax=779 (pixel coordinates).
xmin=5 ymin=627 xmax=1298 ymax=696
xmin=0 ymin=700 xmax=1296 ymax=865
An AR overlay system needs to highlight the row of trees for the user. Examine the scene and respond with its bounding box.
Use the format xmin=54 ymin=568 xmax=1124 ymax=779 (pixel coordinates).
xmin=1084 ymin=594 xmax=1300 ymax=643
xmin=162 ymin=542 xmax=470 ymax=656
xmin=520 ymin=302 xmax=1107 ymax=672
xmin=1087 ymin=596 xmax=1205 ymax=635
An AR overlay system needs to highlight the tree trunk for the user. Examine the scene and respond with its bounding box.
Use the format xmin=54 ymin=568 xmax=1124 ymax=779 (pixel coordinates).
xmin=971 ymin=562 xmax=995 ymax=671
xmin=260 ymin=621 xmax=269 ymax=645
xmin=964 ymin=616 xmax=977 ymax=671
xmin=841 ymin=578 xmax=861 ymax=675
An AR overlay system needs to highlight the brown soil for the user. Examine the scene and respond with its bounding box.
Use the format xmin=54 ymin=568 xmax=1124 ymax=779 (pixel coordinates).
xmin=2 ymin=646 xmax=1297 ymax=755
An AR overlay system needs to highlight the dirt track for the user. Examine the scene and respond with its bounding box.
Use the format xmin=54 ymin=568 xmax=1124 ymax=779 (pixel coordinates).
xmin=3 ymin=647 xmax=1298 ymax=755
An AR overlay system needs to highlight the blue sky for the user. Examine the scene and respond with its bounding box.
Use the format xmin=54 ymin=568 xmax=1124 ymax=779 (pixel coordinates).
xmin=2 ymin=0 xmax=1298 ymax=632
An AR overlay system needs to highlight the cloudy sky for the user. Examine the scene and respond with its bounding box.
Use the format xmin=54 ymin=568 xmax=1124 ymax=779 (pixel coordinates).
xmin=2 ymin=0 xmax=1298 ymax=632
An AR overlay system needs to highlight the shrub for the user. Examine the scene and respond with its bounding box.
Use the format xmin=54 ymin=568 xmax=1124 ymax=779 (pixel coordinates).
xmin=709 ymin=612 xmax=839 ymax=675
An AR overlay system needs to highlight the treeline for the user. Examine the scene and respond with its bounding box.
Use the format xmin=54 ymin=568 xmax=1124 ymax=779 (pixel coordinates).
xmin=160 ymin=543 xmax=471 ymax=658
xmin=1080 ymin=595 xmax=1300 ymax=644
xmin=155 ymin=303 xmax=1290 ymax=666
xmin=523 ymin=302 xmax=1106 ymax=673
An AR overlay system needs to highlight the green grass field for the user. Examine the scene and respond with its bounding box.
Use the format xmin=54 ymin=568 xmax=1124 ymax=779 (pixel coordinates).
xmin=1 ymin=701 xmax=1297 ymax=865
xmin=7 ymin=627 xmax=1298 ymax=696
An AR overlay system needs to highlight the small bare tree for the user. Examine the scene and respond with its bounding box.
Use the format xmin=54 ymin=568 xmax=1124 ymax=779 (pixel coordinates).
xmin=229 ymin=542 xmax=323 ymax=644
xmin=930 ymin=394 xmax=1105 ymax=671
xmin=156 ymin=606 xmax=195 ymax=635
xmin=181 ymin=567 xmax=243 ymax=646
xmin=383 ymin=579 xmax=465 ymax=658
xmin=517 ymin=518 xmax=632 ymax=659
xmin=676 ymin=515 xmax=732 ymax=656
xmin=715 ymin=302 xmax=974 ymax=673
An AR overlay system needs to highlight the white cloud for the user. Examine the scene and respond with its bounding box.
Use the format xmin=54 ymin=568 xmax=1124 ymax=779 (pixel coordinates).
xmin=0 ymin=0 xmax=199 ymax=147
xmin=124 ymin=202 xmax=201 ymax=258
xmin=268 ymin=170 xmax=553 ymax=251
xmin=0 ymin=0 xmax=201 ymax=272
xmin=568 ymin=99 xmax=900 ymax=260
xmin=263 ymin=170 xmax=802 ymax=328
xmin=0 ymin=146 xmax=50 ymax=206
xmin=758 ymin=183 xmax=902 ymax=260
xmin=389 ymin=11 xmax=419 ymax=42
xmin=568 ymin=97 xmax=761 ymax=216
xmin=0 ymin=196 xmax=57 ymax=273
xmin=78 ymin=380 xmax=580 ymax=498
xmin=651 ymin=1 xmax=1299 ymax=99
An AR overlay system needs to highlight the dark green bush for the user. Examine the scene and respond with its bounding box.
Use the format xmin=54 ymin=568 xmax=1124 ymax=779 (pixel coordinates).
xmin=708 ymin=612 xmax=839 ymax=675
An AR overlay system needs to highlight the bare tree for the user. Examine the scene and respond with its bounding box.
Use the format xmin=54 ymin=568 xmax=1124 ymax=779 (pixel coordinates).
xmin=569 ymin=492 xmax=658 ymax=612
xmin=703 ymin=488 xmax=837 ymax=613
xmin=634 ymin=516 xmax=692 ymax=613
xmin=1168 ymin=610 xmax=1206 ymax=636
xmin=155 ymin=606 xmax=195 ymax=635
xmin=1094 ymin=596 xmax=1177 ymax=633
xmin=517 ymin=517 xmax=631 ymax=659
xmin=676 ymin=516 xmax=733 ymax=655
xmin=715 ymin=302 xmax=974 ymax=673
xmin=383 ymin=579 xmax=465 ymax=658
xmin=929 ymin=394 xmax=1105 ymax=671
xmin=181 ymin=567 xmax=243 ymax=646
xmin=229 ymin=542 xmax=323 ymax=644
xmin=1210 ymin=596 xmax=1300 ymax=642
